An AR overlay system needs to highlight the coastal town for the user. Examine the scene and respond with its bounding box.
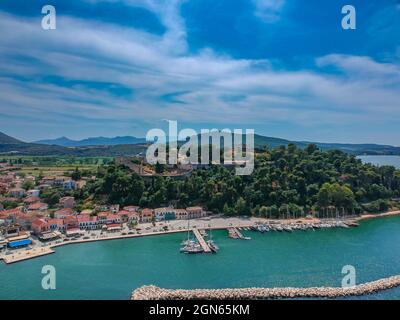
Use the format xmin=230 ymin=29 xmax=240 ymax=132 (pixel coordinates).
xmin=0 ymin=163 xmax=214 ymax=263
xmin=2 ymin=160 xmax=399 ymax=264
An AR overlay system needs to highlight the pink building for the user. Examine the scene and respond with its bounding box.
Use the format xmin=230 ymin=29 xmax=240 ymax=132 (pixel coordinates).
xmin=47 ymin=218 xmax=65 ymax=231
xmin=140 ymin=209 xmax=153 ymax=223
xmin=32 ymin=219 xmax=50 ymax=235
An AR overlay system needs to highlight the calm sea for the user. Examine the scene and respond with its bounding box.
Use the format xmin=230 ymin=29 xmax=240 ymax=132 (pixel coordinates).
xmin=357 ymin=155 xmax=400 ymax=168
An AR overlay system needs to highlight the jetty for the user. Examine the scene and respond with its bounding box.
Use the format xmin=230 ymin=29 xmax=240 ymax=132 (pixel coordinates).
xmin=228 ymin=227 xmax=251 ymax=240
xmin=132 ymin=275 xmax=400 ymax=300
xmin=192 ymin=228 xmax=211 ymax=253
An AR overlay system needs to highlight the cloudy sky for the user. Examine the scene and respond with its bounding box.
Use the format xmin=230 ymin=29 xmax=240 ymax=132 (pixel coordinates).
xmin=0 ymin=0 xmax=399 ymax=144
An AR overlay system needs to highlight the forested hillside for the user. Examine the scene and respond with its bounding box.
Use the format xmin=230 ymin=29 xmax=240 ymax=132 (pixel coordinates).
xmin=79 ymin=144 xmax=400 ymax=217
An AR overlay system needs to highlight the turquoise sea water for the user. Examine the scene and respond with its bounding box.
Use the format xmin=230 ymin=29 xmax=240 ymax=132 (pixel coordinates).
xmin=357 ymin=155 xmax=400 ymax=168
xmin=1 ymin=216 xmax=400 ymax=300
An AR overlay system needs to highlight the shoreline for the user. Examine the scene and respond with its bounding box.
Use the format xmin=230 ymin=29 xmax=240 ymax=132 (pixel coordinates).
xmin=1 ymin=210 xmax=400 ymax=265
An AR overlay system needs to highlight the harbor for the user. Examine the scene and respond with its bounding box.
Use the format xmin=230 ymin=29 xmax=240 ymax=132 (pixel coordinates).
xmin=1 ymin=214 xmax=400 ymax=299
xmin=0 ymin=213 xmax=394 ymax=264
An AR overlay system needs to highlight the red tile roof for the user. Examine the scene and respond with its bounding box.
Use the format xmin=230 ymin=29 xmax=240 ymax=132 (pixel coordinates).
xmin=32 ymin=218 xmax=48 ymax=227
xmin=77 ymin=215 xmax=91 ymax=223
xmin=55 ymin=208 xmax=74 ymax=216
xmin=28 ymin=202 xmax=48 ymax=210
xmin=24 ymin=196 xmax=40 ymax=204
xmin=141 ymin=209 xmax=153 ymax=217
xmin=47 ymin=218 xmax=64 ymax=226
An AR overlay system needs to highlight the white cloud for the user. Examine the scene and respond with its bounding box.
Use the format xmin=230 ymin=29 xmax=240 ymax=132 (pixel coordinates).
xmin=0 ymin=11 xmax=400 ymax=142
xmin=252 ymin=0 xmax=285 ymax=23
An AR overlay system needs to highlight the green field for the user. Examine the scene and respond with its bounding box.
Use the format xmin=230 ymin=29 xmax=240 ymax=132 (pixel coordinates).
xmin=0 ymin=156 xmax=113 ymax=176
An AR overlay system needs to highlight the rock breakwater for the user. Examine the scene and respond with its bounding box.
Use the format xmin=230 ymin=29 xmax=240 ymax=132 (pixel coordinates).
xmin=132 ymin=275 xmax=400 ymax=300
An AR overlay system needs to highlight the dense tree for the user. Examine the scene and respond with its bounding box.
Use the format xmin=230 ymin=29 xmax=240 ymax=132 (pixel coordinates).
xmin=79 ymin=146 xmax=400 ymax=216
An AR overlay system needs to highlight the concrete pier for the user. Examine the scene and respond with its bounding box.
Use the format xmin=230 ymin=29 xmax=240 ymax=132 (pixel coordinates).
xmin=192 ymin=228 xmax=211 ymax=253
xmin=228 ymin=227 xmax=250 ymax=240
xmin=1 ymin=247 xmax=55 ymax=264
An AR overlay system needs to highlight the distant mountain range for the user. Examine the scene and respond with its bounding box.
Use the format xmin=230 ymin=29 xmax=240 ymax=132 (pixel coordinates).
xmin=1 ymin=131 xmax=400 ymax=156
xmin=34 ymin=136 xmax=146 ymax=147
xmin=0 ymin=132 xmax=147 ymax=156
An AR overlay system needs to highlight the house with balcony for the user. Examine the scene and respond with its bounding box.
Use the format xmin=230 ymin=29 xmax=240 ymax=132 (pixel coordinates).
xmin=77 ymin=215 xmax=99 ymax=230
xmin=140 ymin=208 xmax=153 ymax=223
xmin=47 ymin=218 xmax=65 ymax=232
xmin=186 ymin=207 xmax=205 ymax=219
xmin=175 ymin=209 xmax=188 ymax=220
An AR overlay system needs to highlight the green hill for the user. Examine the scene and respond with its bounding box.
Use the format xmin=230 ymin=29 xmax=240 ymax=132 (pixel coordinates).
xmin=0 ymin=132 xmax=24 ymax=145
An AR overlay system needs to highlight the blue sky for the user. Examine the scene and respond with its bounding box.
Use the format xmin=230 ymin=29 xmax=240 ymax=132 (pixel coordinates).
xmin=0 ymin=0 xmax=399 ymax=144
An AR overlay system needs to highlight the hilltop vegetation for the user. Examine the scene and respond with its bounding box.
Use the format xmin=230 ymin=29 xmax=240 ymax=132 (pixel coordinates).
xmin=80 ymin=144 xmax=400 ymax=217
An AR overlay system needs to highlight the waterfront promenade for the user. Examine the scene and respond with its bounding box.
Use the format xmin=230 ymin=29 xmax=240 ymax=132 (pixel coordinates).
xmin=0 ymin=216 xmax=255 ymax=264
xmin=1 ymin=211 xmax=400 ymax=264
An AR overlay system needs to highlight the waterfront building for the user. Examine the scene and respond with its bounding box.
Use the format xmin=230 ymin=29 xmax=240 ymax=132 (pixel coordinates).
xmin=140 ymin=209 xmax=153 ymax=223
xmin=1 ymin=223 xmax=21 ymax=238
xmin=106 ymin=214 xmax=121 ymax=224
xmin=105 ymin=223 xmax=122 ymax=232
xmin=47 ymin=218 xmax=65 ymax=231
xmin=38 ymin=230 xmax=61 ymax=241
xmin=65 ymin=228 xmax=85 ymax=237
xmin=175 ymin=209 xmax=188 ymax=220
xmin=31 ymin=219 xmax=50 ymax=235
xmin=186 ymin=207 xmax=205 ymax=219
xmin=154 ymin=207 xmax=177 ymax=221
xmin=64 ymin=215 xmax=79 ymax=230
xmin=77 ymin=215 xmax=99 ymax=230
xmin=7 ymin=234 xmax=31 ymax=248
xmin=15 ymin=212 xmax=43 ymax=230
